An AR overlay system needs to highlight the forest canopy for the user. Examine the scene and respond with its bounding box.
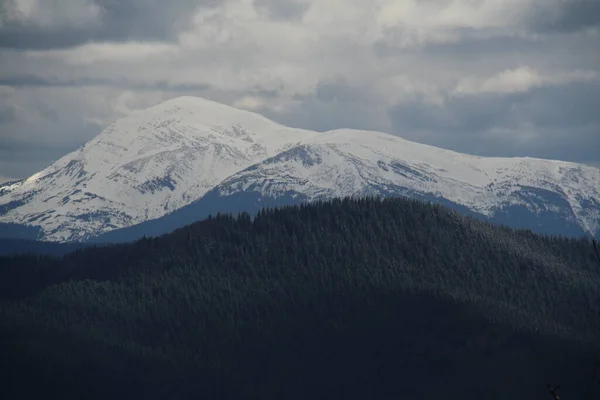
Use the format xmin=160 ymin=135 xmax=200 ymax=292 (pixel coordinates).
xmin=1 ymin=197 xmax=599 ymax=399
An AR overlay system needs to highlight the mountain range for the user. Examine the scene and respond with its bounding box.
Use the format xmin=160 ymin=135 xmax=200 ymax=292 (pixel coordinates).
xmin=1 ymin=96 xmax=599 ymax=243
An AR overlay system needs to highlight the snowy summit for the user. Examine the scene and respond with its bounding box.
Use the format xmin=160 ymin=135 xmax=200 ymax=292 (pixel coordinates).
xmin=0 ymin=96 xmax=599 ymax=242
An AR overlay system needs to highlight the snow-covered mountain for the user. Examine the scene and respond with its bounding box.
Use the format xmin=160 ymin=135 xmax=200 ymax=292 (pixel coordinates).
xmin=1 ymin=96 xmax=599 ymax=243
xmin=202 ymin=130 xmax=600 ymax=235
xmin=0 ymin=96 xmax=318 ymax=242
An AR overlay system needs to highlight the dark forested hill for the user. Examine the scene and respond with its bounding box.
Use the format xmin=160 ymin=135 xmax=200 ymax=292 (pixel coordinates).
xmin=0 ymin=237 xmax=91 ymax=256
xmin=1 ymin=197 xmax=599 ymax=400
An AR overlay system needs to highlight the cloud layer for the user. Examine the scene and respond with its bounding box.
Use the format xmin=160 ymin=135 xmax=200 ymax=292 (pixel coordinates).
xmin=1 ymin=0 xmax=599 ymax=178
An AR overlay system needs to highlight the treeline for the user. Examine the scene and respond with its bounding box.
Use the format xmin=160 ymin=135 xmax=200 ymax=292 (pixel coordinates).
xmin=1 ymin=197 xmax=599 ymax=399
xmin=0 ymin=237 xmax=92 ymax=257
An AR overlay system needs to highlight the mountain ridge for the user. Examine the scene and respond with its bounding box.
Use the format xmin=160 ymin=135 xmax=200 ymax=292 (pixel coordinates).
xmin=3 ymin=197 xmax=600 ymax=399
xmin=1 ymin=96 xmax=599 ymax=242
xmin=0 ymin=96 xmax=319 ymax=241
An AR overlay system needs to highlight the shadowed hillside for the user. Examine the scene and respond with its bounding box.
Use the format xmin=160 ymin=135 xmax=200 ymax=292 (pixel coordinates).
xmin=0 ymin=237 xmax=92 ymax=256
xmin=1 ymin=197 xmax=599 ymax=399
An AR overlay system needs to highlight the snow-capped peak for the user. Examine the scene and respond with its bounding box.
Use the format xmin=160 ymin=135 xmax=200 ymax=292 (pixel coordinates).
xmin=0 ymin=96 xmax=319 ymax=241
xmin=211 ymin=129 xmax=600 ymax=236
xmin=1 ymin=96 xmax=598 ymax=242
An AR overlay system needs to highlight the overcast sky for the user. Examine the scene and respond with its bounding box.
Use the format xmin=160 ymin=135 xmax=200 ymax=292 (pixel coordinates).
xmin=1 ymin=0 xmax=599 ymax=182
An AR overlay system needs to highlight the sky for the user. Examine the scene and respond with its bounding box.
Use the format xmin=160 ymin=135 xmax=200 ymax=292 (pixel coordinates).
xmin=0 ymin=0 xmax=599 ymax=183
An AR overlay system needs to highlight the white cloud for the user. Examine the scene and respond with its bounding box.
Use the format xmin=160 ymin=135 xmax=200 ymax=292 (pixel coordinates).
xmin=233 ymin=95 xmax=266 ymax=111
xmin=376 ymin=0 xmax=527 ymax=30
xmin=454 ymin=67 xmax=543 ymax=95
xmin=454 ymin=67 xmax=599 ymax=95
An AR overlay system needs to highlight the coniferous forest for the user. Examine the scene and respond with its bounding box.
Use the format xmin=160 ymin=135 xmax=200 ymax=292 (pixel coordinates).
xmin=1 ymin=197 xmax=600 ymax=399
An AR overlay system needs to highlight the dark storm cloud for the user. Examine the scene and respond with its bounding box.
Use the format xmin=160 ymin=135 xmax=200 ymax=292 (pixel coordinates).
xmin=35 ymin=102 xmax=59 ymax=122
xmin=528 ymin=0 xmax=600 ymax=33
xmin=389 ymin=93 xmax=523 ymax=135
xmin=0 ymin=128 xmax=102 ymax=178
xmin=253 ymin=0 xmax=310 ymax=21
xmin=0 ymin=75 xmax=96 ymax=87
xmin=524 ymin=82 xmax=600 ymax=129
xmin=0 ymin=106 xmax=16 ymax=124
xmin=315 ymin=77 xmax=362 ymax=103
xmin=0 ymin=143 xmax=81 ymax=178
xmin=0 ymin=74 xmax=212 ymax=92
xmin=266 ymin=77 xmax=388 ymax=132
xmin=387 ymin=81 xmax=600 ymax=163
xmin=380 ymin=31 xmax=539 ymax=58
xmin=260 ymin=82 xmax=389 ymax=134
xmin=246 ymin=86 xmax=282 ymax=98
xmin=0 ymin=0 xmax=218 ymax=50
xmin=265 ymin=100 xmax=385 ymax=133
xmin=389 ymin=82 xmax=600 ymax=135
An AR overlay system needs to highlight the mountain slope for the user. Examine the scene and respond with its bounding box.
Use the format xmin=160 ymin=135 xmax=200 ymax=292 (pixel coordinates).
xmin=95 ymin=129 xmax=600 ymax=243
xmin=2 ymin=198 xmax=600 ymax=399
xmin=1 ymin=96 xmax=599 ymax=242
xmin=0 ymin=238 xmax=92 ymax=256
xmin=0 ymin=96 xmax=318 ymax=242
xmin=211 ymin=130 xmax=600 ymax=235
